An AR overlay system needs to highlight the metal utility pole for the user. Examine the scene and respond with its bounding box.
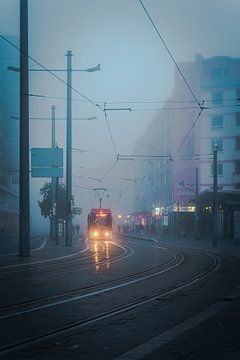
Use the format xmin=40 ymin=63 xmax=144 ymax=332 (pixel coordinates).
xmin=195 ymin=167 xmax=200 ymax=240
xmin=213 ymin=143 xmax=218 ymax=247
xmin=10 ymin=48 xmax=99 ymax=249
xmin=65 ymin=51 xmax=73 ymax=246
xmin=23 ymin=52 xmax=99 ymax=247
xmin=19 ymin=0 xmax=30 ymax=256
xmin=51 ymin=105 xmax=58 ymax=244
xmin=51 ymin=105 xmax=56 ymax=150
xmin=196 ymin=167 xmax=199 ymax=198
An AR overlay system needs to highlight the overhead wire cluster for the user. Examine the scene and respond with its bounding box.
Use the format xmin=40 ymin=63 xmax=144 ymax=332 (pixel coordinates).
xmin=0 ymin=34 xmax=120 ymax=180
xmin=25 ymin=92 xmax=240 ymax=112
xmin=0 ymin=0 xmax=212 ymax=185
xmin=138 ymin=0 xmax=205 ymax=163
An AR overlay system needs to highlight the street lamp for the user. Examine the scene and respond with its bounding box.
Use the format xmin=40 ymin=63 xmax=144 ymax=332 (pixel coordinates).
xmin=212 ymin=141 xmax=219 ymax=247
xmin=65 ymin=51 xmax=100 ymax=246
xmin=9 ymin=52 xmax=100 ymax=248
xmin=19 ymin=0 xmax=29 ymax=256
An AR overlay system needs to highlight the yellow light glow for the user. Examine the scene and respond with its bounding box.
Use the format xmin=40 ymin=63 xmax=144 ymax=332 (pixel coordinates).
xmin=94 ymin=241 xmax=99 ymax=271
xmin=105 ymin=240 xmax=110 ymax=269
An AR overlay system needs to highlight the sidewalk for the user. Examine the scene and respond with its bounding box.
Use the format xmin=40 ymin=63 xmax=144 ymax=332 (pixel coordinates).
xmin=118 ymin=231 xmax=240 ymax=255
xmin=118 ymin=232 xmax=240 ymax=359
xmin=0 ymin=234 xmax=88 ymax=268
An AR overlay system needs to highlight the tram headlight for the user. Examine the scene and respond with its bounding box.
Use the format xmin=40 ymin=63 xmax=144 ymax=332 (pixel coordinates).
xmin=105 ymin=232 xmax=109 ymax=236
xmin=93 ymin=231 xmax=98 ymax=237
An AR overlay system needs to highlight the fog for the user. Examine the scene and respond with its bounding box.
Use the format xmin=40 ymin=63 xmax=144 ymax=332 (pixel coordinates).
xmin=1 ymin=0 xmax=240 ymax=232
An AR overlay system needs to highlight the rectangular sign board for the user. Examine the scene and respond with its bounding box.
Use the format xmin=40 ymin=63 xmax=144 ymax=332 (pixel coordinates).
xmin=31 ymin=148 xmax=63 ymax=167
xmin=31 ymin=167 xmax=63 ymax=178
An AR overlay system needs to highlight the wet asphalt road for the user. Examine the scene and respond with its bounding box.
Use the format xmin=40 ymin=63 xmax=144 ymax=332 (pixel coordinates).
xmin=0 ymin=234 xmax=240 ymax=359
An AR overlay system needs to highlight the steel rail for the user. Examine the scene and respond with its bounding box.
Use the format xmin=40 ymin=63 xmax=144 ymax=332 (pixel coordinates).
xmin=0 ymin=241 xmax=131 ymax=283
xmin=0 ymin=251 xmax=219 ymax=356
xmin=0 ymin=247 xmax=177 ymax=318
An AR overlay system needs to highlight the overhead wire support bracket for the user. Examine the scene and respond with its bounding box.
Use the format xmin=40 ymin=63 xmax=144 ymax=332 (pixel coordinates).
xmin=199 ymin=100 xmax=209 ymax=111
xmin=118 ymin=154 xmax=171 ymax=159
xmin=104 ymin=107 xmax=132 ymax=112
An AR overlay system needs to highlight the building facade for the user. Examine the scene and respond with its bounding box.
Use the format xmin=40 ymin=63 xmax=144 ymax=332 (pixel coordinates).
xmin=133 ymin=54 xmax=240 ymax=240
xmin=0 ymin=36 xmax=19 ymax=238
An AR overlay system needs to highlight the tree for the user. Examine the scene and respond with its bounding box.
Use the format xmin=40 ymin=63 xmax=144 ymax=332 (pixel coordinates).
xmin=38 ymin=182 xmax=82 ymax=219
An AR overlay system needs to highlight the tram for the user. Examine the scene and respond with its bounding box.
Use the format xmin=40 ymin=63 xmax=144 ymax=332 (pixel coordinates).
xmin=87 ymin=208 xmax=113 ymax=240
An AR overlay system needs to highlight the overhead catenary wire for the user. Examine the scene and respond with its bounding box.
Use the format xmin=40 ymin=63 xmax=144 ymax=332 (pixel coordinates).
xmin=25 ymin=92 xmax=240 ymax=110
xmin=0 ymin=35 xmax=103 ymax=112
xmin=101 ymin=159 xmax=119 ymax=180
xmin=0 ymin=35 xmax=121 ymax=163
xmin=102 ymin=98 xmax=240 ymax=104
xmin=138 ymin=0 xmax=202 ymax=109
xmin=118 ymin=154 xmax=171 ymax=159
xmin=23 ymin=93 xmax=204 ymax=111
xmin=173 ymin=107 xmax=204 ymax=159
xmin=131 ymin=106 xmax=208 ymax=111
xmin=0 ymin=27 xmax=213 ymax=180
xmin=103 ymin=103 xmax=118 ymax=157
xmin=19 ymin=93 xmax=240 ymax=112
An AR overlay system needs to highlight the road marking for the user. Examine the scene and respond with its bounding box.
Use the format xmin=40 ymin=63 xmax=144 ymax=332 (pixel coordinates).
xmin=114 ymin=284 xmax=240 ymax=360
xmin=0 ymin=254 xmax=182 ymax=320
xmin=152 ymin=245 xmax=168 ymax=250
xmin=0 ymin=237 xmax=47 ymax=257
xmin=0 ymin=243 xmax=90 ymax=269
xmin=31 ymin=237 xmax=47 ymax=252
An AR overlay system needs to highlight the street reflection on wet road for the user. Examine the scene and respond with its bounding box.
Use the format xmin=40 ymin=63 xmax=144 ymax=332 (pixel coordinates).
xmin=94 ymin=241 xmax=110 ymax=272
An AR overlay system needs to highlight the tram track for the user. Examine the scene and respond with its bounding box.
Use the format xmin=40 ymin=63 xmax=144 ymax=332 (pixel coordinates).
xmin=0 ymin=250 xmax=219 ymax=357
xmin=0 ymin=247 xmax=179 ymax=319
xmin=0 ymin=241 xmax=132 ymax=283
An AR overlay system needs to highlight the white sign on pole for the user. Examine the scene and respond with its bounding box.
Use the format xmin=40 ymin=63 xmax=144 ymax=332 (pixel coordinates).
xmin=31 ymin=167 xmax=63 ymax=178
xmin=31 ymin=148 xmax=63 ymax=178
xmin=31 ymin=148 xmax=63 ymax=167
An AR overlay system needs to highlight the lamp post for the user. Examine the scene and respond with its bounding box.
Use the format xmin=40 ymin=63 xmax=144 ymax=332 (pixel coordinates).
xmin=195 ymin=166 xmax=200 ymax=240
xmin=65 ymin=51 xmax=72 ymax=246
xmin=212 ymin=142 xmax=219 ymax=247
xmin=50 ymin=105 xmax=59 ymax=245
xmin=19 ymin=0 xmax=30 ymax=257
xmin=9 ymin=54 xmax=100 ymax=248
xmin=65 ymin=51 xmax=100 ymax=246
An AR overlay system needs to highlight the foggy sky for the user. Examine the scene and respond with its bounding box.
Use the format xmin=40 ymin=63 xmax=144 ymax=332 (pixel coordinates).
xmin=1 ymin=0 xmax=240 ymax=229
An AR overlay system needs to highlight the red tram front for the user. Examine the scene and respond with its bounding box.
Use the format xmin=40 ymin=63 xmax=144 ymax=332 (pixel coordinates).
xmin=87 ymin=208 xmax=113 ymax=240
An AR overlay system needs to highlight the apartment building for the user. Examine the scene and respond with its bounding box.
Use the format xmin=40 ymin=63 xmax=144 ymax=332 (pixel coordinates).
xmin=133 ymin=54 xmax=240 ymax=239
xmin=0 ymin=36 xmax=19 ymax=237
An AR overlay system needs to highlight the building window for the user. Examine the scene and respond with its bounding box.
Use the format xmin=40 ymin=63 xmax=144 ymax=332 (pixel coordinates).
xmin=211 ymin=92 xmax=223 ymax=105
xmin=211 ymin=139 xmax=223 ymax=152
xmin=235 ymin=160 xmax=240 ymax=174
xmin=236 ymin=89 xmax=240 ymax=102
xmin=236 ymin=136 xmax=240 ymax=150
xmin=236 ymin=113 xmax=240 ymax=126
xmin=211 ymin=67 xmax=229 ymax=78
xmin=211 ymin=116 xmax=223 ymax=128
xmin=211 ymin=163 xmax=223 ymax=176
